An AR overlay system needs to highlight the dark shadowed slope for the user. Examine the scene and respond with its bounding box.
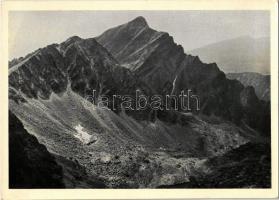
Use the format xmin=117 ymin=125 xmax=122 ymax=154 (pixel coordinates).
xmin=188 ymin=36 xmax=270 ymax=74
xmin=9 ymin=111 xmax=65 ymax=188
xmin=227 ymin=72 xmax=270 ymax=101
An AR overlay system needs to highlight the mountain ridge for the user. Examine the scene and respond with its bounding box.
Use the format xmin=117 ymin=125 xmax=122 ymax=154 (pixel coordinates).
xmin=9 ymin=17 xmax=270 ymax=133
xmin=188 ymin=36 xmax=270 ymax=74
xmin=95 ymin=17 xmax=269 ymax=133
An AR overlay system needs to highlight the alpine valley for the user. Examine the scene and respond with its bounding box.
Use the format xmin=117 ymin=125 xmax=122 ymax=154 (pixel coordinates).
xmin=9 ymin=17 xmax=271 ymax=188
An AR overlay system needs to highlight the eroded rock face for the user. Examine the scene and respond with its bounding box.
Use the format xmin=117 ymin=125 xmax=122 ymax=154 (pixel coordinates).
xmin=9 ymin=44 xmax=68 ymax=100
xmin=9 ymin=36 xmax=149 ymax=117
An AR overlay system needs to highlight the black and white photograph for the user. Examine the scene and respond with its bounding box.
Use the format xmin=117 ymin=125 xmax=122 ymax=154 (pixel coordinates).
xmin=2 ymin=1 xmax=278 ymax=198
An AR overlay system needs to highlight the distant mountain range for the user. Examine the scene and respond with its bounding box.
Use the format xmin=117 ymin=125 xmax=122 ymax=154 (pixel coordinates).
xmin=227 ymin=72 xmax=270 ymax=101
xmin=188 ymin=36 xmax=270 ymax=75
xmin=9 ymin=16 xmax=270 ymax=188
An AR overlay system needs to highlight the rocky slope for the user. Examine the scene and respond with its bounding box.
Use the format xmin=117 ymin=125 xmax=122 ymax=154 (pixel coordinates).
xmin=9 ymin=111 xmax=106 ymax=188
xmin=188 ymin=36 xmax=270 ymax=74
xmin=10 ymin=87 xmax=254 ymax=187
xmin=159 ymin=142 xmax=271 ymax=188
xmin=227 ymin=72 xmax=270 ymax=101
xmin=9 ymin=16 xmax=270 ymax=188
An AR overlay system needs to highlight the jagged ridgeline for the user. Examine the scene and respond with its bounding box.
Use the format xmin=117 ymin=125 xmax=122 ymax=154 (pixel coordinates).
xmin=9 ymin=16 xmax=270 ymax=188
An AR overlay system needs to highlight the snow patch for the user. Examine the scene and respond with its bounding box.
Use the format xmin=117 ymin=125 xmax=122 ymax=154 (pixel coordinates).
xmin=74 ymin=124 xmax=92 ymax=144
xmin=171 ymin=75 xmax=178 ymax=95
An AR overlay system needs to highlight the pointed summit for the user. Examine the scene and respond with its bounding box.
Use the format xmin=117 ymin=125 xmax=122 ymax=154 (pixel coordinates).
xmin=128 ymin=16 xmax=148 ymax=27
xmin=96 ymin=15 xmax=157 ymax=60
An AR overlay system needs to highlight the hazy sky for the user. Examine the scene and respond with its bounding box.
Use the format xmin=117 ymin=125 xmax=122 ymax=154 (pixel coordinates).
xmin=9 ymin=11 xmax=269 ymax=59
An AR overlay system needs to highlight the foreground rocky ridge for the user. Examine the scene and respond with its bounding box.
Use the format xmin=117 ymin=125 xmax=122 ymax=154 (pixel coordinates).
xmin=9 ymin=111 xmax=65 ymax=188
xmin=9 ymin=16 xmax=271 ymax=188
xmin=159 ymin=142 xmax=271 ymax=188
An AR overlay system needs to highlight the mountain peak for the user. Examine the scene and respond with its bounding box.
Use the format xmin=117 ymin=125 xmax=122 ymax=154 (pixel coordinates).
xmin=128 ymin=16 xmax=148 ymax=27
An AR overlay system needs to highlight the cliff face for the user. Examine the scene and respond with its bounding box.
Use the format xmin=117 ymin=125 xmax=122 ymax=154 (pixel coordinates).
xmin=9 ymin=37 xmax=135 ymax=100
xmin=227 ymin=72 xmax=270 ymax=101
xmin=96 ymin=17 xmax=221 ymax=96
xmin=9 ymin=111 xmax=65 ymax=188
